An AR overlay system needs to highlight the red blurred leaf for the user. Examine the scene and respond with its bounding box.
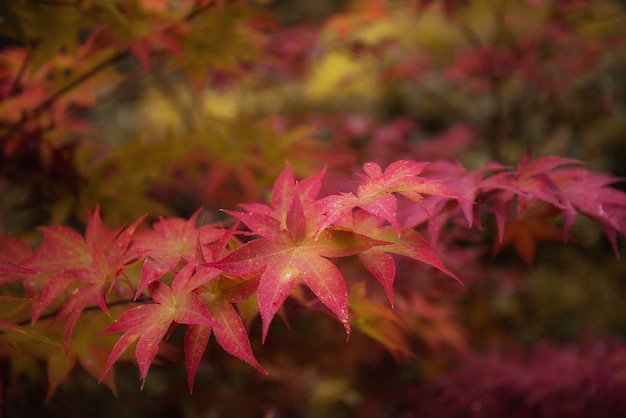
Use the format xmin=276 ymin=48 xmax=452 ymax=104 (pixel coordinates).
xmin=492 ymin=204 xmax=568 ymax=267
xmin=481 ymin=153 xmax=583 ymax=243
xmin=551 ymin=168 xmax=626 ymax=256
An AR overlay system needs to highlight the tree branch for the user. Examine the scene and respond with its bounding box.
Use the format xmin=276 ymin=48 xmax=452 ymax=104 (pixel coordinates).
xmin=5 ymin=50 xmax=31 ymax=98
xmin=16 ymin=295 xmax=153 ymax=326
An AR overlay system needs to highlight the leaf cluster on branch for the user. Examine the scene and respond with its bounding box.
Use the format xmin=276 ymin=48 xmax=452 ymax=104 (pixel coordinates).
xmin=2 ymin=154 xmax=625 ymax=397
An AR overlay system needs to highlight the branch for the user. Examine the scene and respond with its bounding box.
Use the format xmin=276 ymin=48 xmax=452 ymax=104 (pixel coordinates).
xmin=16 ymin=295 xmax=153 ymax=326
xmin=32 ymin=49 xmax=130 ymax=115
xmin=4 ymin=2 xmax=215 ymax=133
xmin=5 ymin=50 xmax=31 ymax=99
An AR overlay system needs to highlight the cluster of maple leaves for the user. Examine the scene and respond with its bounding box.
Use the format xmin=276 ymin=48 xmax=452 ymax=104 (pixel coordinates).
xmin=2 ymin=153 xmax=625 ymax=395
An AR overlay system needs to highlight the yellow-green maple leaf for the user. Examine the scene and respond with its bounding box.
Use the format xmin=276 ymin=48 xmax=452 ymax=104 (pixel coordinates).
xmin=1 ymin=2 xmax=83 ymax=69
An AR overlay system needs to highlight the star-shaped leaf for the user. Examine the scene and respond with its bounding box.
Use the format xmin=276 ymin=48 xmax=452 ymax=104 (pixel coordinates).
xmin=313 ymin=160 xmax=459 ymax=237
xmin=22 ymin=208 xmax=144 ymax=345
xmin=100 ymin=263 xmax=218 ymax=389
xmin=211 ymin=164 xmax=388 ymax=341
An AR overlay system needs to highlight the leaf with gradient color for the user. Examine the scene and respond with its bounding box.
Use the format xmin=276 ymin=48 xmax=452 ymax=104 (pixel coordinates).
xmin=100 ymin=263 xmax=218 ymax=389
xmin=492 ymin=205 xmax=569 ymax=267
xmin=211 ymin=164 xmax=388 ymax=341
xmin=23 ymin=209 xmax=144 ymax=345
xmin=550 ymin=167 xmax=626 ymax=256
xmin=336 ymin=210 xmax=459 ymax=305
xmin=130 ymin=210 xmax=226 ymax=298
xmin=314 ymin=160 xmax=459 ymax=236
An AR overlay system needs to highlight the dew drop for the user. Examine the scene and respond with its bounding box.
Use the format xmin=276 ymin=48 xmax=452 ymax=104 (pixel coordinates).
xmin=280 ymin=267 xmax=299 ymax=283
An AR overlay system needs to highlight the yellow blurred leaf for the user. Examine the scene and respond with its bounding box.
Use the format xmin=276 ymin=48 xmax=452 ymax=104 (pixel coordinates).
xmin=304 ymin=51 xmax=378 ymax=102
xmin=1 ymin=2 xmax=83 ymax=69
xmin=349 ymin=284 xmax=414 ymax=360
xmin=0 ymin=296 xmax=30 ymax=319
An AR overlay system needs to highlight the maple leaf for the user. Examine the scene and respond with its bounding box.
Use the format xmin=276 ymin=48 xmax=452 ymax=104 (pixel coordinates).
xmin=313 ymin=160 xmax=459 ymax=237
xmin=403 ymin=160 xmax=507 ymax=243
xmin=492 ymin=204 xmax=570 ymax=267
xmin=129 ymin=209 xmax=224 ymax=298
xmin=510 ymin=154 xmax=584 ymax=211
xmin=550 ymin=167 xmax=626 ymax=256
xmin=0 ymin=237 xmax=35 ymax=285
xmin=479 ymin=154 xmax=626 ymax=259
xmin=185 ymin=271 xmax=265 ymax=391
xmin=481 ymin=153 xmax=583 ymax=243
xmin=22 ymin=207 xmax=144 ymax=344
xmin=211 ymin=164 xmax=388 ymax=341
xmin=100 ymin=263 xmax=219 ymax=389
xmin=348 ymin=284 xmax=413 ymax=360
xmin=182 ymin=224 xmax=265 ymax=391
xmin=339 ymin=209 xmax=460 ymax=305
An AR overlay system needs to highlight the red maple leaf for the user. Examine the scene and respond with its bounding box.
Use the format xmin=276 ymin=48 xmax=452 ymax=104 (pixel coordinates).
xmin=313 ymin=160 xmax=459 ymax=237
xmin=210 ymin=163 xmax=388 ymax=341
xmin=481 ymin=153 xmax=583 ymax=243
xmin=479 ymin=154 xmax=626 ymax=260
xmin=403 ymin=159 xmax=506 ymax=243
xmin=336 ymin=209 xmax=460 ymax=305
xmin=182 ymin=223 xmax=265 ymax=391
xmin=100 ymin=262 xmax=218 ymax=389
xmin=130 ymin=209 xmax=226 ymax=298
xmin=185 ymin=271 xmax=265 ymax=391
xmin=22 ymin=207 xmax=144 ymax=344
xmin=492 ymin=204 xmax=569 ymax=267
xmin=550 ymin=167 xmax=626 ymax=256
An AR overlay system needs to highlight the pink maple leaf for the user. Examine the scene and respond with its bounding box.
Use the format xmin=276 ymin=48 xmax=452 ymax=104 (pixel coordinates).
xmin=481 ymin=153 xmax=583 ymax=243
xmin=22 ymin=207 xmax=144 ymax=344
xmin=100 ymin=262 xmax=218 ymax=389
xmin=210 ymin=164 xmax=388 ymax=341
xmin=338 ymin=209 xmax=460 ymax=305
xmin=551 ymin=167 xmax=626 ymax=256
xmin=313 ymin=160 xmax=460 ymax=237
xmin=130 ymin=209 xmax=226 ymax=298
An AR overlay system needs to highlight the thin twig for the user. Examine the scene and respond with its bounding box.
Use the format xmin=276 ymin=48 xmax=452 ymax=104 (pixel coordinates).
xmin=0 ymin=3 xmax=213 ymax=139
xmin=33 ymin=49 xmax=130 ymax=115
xmin=6 ymin=50 xmax=31 ymax=98
xmin=16 ymin=295 xmax=152 ymax=326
